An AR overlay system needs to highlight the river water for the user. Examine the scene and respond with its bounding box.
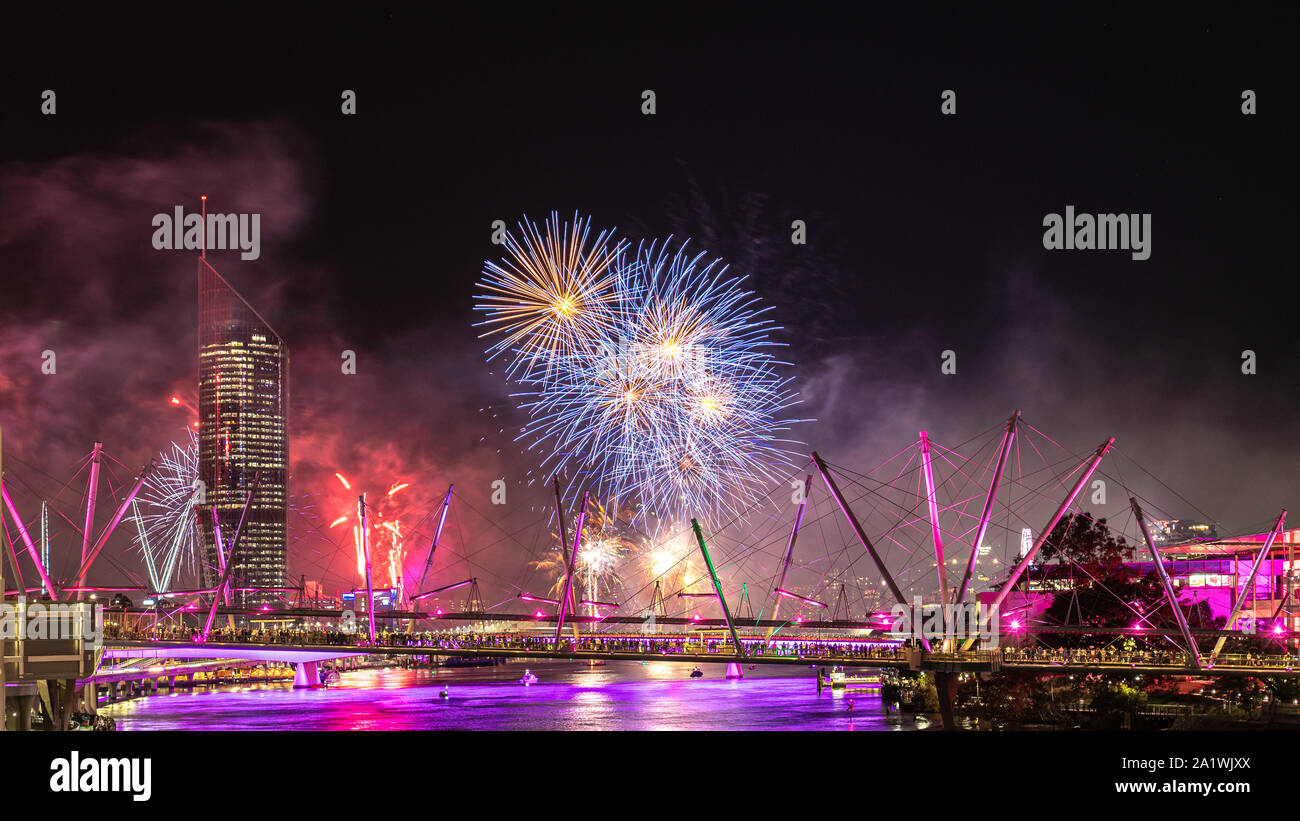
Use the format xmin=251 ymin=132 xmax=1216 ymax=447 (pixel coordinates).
xmin=99 ymin=659 xmax=928 ymax=731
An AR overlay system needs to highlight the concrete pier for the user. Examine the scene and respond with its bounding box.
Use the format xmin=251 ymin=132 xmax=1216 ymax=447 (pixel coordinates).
xmin=293 ymin=660 xmax=319 ymax=688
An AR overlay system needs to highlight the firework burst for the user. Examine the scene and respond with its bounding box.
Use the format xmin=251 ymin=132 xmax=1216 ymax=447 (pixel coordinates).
xmin=129 ymin=430 xmax=202 ymax=593
xmin=474 ymin=211 xmax=628 ymax=381
xmin=641 ymin=530 xmax=704 ymax=596
xmin=484 ymin=222 xmax=807 ymax=525
xmin=529 ymin=498 xmax=646 ymax=612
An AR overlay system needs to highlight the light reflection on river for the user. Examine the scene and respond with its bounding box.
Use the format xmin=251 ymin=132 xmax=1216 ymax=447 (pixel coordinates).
xmin=100 ymin=660 xmax=924 ymax=731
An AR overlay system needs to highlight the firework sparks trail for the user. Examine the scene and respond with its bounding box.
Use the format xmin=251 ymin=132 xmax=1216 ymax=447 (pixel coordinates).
xmin=328 ymin=473 xmax=413 ymax=601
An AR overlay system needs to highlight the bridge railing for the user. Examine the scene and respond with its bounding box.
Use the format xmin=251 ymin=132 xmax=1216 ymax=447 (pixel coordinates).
xmin=1001 ymin=647 xmax=1300 ymax=671
xmin=100 ymin=624 xmax=1300 ymax=673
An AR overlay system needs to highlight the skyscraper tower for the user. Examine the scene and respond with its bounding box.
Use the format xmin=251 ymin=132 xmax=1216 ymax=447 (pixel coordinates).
xmin=197 ymin=255 xmax=289 ymax=610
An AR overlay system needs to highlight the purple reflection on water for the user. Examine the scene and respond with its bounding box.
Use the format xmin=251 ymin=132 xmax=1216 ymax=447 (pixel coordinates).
xmin=100 ymin=660 xmax=921 ymax=731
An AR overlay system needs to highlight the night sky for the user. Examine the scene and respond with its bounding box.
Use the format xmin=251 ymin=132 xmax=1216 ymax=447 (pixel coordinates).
xmin=1 ymin=5 xmax=1296 ymax=602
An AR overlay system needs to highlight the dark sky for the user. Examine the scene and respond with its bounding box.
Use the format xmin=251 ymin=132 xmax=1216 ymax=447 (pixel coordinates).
xmin=0 ymin=5 xmax=1296 ymax=604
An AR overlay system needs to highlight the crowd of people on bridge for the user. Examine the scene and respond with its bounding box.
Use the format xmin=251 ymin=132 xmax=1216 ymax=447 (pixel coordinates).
xmin=105 ymin=622 xmax=912 ymax=660
xmin=1001 ymin=645 xmax=1298 ymax=670
xmin=102 ymin=622 xmax=1299 ymax=671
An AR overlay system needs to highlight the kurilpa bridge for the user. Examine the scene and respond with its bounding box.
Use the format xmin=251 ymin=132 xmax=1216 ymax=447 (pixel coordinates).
xmin=2 ymin=413 xmax=1294 ymax=730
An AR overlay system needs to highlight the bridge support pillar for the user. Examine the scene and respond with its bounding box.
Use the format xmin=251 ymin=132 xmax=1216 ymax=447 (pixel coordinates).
xmin=293 ymin=661 xmax=319 ymax=688
xmin=15 ymin=694 xmax=36 ymax=731
xmin=62 ymin=680 xmax=76 ymax=728
xmin=41 ymin=679 xmax=76 ymax=730
xmin=81 ymin=683 xmax=97 ymax=716
xmin=726 ymin=662 xmax=743 ymax=679
xmin=934 ymin=672 xmax=958 ymax=731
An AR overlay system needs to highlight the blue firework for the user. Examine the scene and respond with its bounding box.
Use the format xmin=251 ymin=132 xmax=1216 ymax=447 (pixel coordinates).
xmin=479 ymin=220 xmax=807 ymax=525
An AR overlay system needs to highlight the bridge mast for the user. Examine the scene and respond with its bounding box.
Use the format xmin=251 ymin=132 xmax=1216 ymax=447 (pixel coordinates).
xmin=691 ymin=519 xmax=746 ymax=659
xmin=416 ymin=484 xmax=453 ymax=594
xmin=1 ymin=424 xmax=5 ymax=731
xmin=0 ymin=483 xmax=59 ymax=599
xmin=769 ymin=475 xmax=812 ymax=641
xmin=811 ymin=451 xmax=921 ymax=646
xmin=1131 ymin=497 xmax=1202 ymax=669
xmin=409 ymin=484 xmax=454 ymax=633
xmin=919 ymin=431 xmax=950 ymax=608
xmin=1209 ymin=509 xmax=1287 ymax=665
xmin=553 ymin=491 xmax=588 ymax=649
xmin=956 ymin=411 xmax=1018 ymax=605
xmin=964 ymin=436 xmax=1114 ymax=650
xmin=81 ymin=442 xmax=102 ymax=574
xmin=551 ymin=477 xmax=580 ymax=643
xmin=359 ymin=494 xmax=377 ymax=644
xmin=200 ymin=478 xmax=258 ymax=641
xmin=648 ymin=580 xmax=667 ymax=621
xmin=210 ymin=508 xmax=232 ymax=606
xmin=71 ymin=459 xmax=153 ymax=597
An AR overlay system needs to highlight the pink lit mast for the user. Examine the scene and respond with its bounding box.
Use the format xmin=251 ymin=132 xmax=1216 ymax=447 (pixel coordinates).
xmin=81 ymin=442 xmax=103 ymax=571
xmin=552 ymin=490 xmax=588 ymax=649
xmin=919 ymin=431 xmax=949 ymax=608
xmin=956 ymin=411 xmax=1018 ymax=605
xmin=359 ymin=494 xmax=377 ymax=644
xmin=768 ymin=474 xmax=812 ymax=641
xmin=2 ymin=514 xmax=21 ymax=593
xmin=963 ymin=436 xmax=1114 ymax=651
xmin=200 ymin=480 xmax=257 ymax=641
xmin=551 ymin=476 xmax=581 ymax=644
xmin=71 ymin=458 xmax=154 ymax=598
xmin=1 ymin=424 xmax=4 ymax=727
xmin=1208 ymin=509 xmax=1287 ymax=665
xmin=811 ymin=451 xmax=925 ymax=649
xmin=1132 ymin=496 xmax=1203 ymax=669
xmin=1 ymin=482 xmax=59 ymax=599
xmin=211 ymin=509 xmax=231 ymax=606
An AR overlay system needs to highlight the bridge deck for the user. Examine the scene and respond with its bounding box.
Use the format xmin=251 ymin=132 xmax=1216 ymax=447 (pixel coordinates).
xmin=102 ymin=639 xmax=1300 ymax=678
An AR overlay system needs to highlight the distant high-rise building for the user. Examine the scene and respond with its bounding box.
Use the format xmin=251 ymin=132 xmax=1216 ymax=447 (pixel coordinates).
xmin=1149 ymin=519 xmax=1218 ymax=545
xmin=197 ymin=258 xmax=289 ymax=609
xmin=1020 ymin=528 xmax=1033 ymax=559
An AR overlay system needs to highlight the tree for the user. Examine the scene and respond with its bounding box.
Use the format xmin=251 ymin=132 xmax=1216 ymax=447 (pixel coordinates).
xmin=969 ymin=671 xmax=1062 ymax=728
xmin=1042 ymin=571 xmax=1166 ymax=642
xmin=1038 ymin=511 xmax=1134 ymax=576
xmin=1032 ymin=512 xmax=1171 ymax=645
xmin=1089 ymin=681 xmax=1148 ymax=728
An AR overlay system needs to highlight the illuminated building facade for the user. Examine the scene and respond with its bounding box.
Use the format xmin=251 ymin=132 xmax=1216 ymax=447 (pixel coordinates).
xmin=985 ymin=528 xmax=1300 ymax=643
xmin=197 ymin=258 xmax=289 ymax=609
